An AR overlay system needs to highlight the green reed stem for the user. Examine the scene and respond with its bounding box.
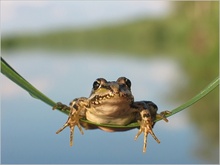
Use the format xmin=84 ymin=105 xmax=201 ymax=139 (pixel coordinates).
xmin=1 ymin=57 xmax=219 ymax=127
xmin=165 ymin=76 xmax=219 ymax=118
xmin=1 ymin=57 xmax=56 ymax=107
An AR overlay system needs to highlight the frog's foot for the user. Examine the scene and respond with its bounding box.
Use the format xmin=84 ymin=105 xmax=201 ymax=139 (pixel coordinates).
xmin=156 ymin=110 xmax=170 ymax=122
xmin=134 ymin=110 xmax=160 ymax=153
xmin=56 ymin=106 xmax=84 ymax=146
xmin=53 ymin=99 xmax=87 ymax=146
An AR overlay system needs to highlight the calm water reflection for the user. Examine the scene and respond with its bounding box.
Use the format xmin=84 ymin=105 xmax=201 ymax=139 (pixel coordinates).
xmin=1 ymin=50 xmax=218 ymax=163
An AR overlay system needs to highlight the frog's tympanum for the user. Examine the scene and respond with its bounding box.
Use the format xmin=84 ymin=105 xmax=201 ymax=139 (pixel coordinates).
xmin=53 ymin=77 xmax=169 ymax=152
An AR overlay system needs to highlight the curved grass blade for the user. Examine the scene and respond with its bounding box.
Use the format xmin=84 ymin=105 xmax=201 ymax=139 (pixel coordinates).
xmin=1 ymin=57 xmax=56 ymax=107
xmin=155 ymin=76 xmax=219 ymax=122
xmin=1 ymin=57 xmax=219 ymax=128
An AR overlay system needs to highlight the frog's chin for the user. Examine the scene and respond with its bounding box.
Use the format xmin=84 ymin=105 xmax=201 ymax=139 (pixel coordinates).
xmin=88 ymin=98 xmax=132 ymax=116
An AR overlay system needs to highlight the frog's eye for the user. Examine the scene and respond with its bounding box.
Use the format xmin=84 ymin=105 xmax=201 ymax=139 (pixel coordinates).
xmin=124 ymin=78 xmax=131 ymax=89
xmin=93 ymin=80 xmax=101 ymax=90
xmin=117 ymin=77 xmax=132 ymax=89
xmin=143 ymin=112 xmax=151 ymax=118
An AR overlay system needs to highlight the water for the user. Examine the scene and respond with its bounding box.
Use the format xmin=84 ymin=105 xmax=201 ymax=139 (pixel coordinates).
xmin=1 ymin=50 xmax=212 ymax=163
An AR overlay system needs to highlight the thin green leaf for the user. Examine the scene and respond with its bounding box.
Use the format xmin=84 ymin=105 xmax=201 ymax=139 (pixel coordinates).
xmin=1 ymin=57 xmax=219 ymax=128
xmin=155 ymin=76 xmax=219 ymax=122
xmin=1 ymin=57 xmax=56 ymax=107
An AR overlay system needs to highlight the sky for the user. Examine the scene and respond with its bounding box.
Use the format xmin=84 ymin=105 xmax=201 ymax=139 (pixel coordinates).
xmin=1 ymin=1 xmax=170 ymax=35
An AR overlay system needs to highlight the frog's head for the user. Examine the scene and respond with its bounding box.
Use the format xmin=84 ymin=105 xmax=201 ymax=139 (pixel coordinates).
xmin=89 ymin=77 xmax=134 ymax=105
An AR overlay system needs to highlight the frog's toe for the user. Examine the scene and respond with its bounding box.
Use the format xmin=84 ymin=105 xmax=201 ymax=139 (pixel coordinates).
xmin=52 ymin=102 xmax=70 ymax=111
xmin=56 ymin=123 xmax=69 ymax=134
xmin=156 ymin=110 xmax=171 ymax=122
xmin=134 ymin=110 xmax=160 ymax=152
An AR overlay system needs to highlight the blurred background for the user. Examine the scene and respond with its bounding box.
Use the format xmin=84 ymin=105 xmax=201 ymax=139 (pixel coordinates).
xmin=1 ymin=1 xmax=219 ymax=164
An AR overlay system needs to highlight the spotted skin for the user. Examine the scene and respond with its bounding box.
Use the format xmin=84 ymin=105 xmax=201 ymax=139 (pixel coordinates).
xmin=53 ymin=77 xmax=169 ymax=152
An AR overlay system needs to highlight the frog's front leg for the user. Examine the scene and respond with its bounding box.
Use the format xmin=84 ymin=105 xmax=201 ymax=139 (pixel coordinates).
xmin=53 ymin=97 xmax=88 ymax=146
xmin=133 ymin=101 xmax=169 ymax=152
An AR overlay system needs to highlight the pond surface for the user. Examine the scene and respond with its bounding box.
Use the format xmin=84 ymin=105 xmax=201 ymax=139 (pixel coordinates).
xmin=1 ymin=50 xmax=217 ymax=163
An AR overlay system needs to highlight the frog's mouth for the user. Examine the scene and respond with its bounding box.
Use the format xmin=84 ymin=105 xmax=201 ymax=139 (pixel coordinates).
xmin=90 ymin=91 xmax=133 ymax=105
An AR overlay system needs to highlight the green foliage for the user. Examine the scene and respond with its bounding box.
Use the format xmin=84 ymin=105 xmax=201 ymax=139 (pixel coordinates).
xmin=2 ymin=2 xmax=218 ymax=57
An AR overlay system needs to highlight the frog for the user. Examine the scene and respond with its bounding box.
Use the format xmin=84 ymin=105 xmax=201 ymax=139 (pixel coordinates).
xmin=53 ymin=77 xmax=170 ymax=152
